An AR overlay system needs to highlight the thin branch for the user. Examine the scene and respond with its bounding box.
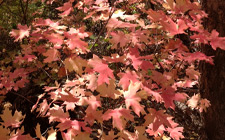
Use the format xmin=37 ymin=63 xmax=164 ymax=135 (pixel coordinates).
xmin=19 ymin=0 xmax=27 ymax=24
xmin=143 ymin=42 xmax=165 ymax=73
xmin=89 ymin=7 xmax=115 ymax=50
xmin=0 ymin=0 xmax=5 ymax=6
xmin=12 ymin=91 xmax=35 ymax=104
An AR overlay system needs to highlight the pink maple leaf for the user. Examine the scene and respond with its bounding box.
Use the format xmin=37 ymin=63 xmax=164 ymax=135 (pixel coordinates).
xmin=127 ymin=47 xmax=142 ymax=70
xmin=146 ymin=124 xmax=165 ymax=137
xmin=167 ymin=124 xmax=184 ymax=140
xmin=66 ymin=37 xmax=88 ymax=51
xmin=42 ymin=48 xmax=59 ymax=63
xmin=209 ymin=30 xmax=225 ymax=50
xmin=45 ymin=33 xmax=64 ymax=46
xmin=56 ymin=1 xmax=73 ymax=16
xmin=122 ymin=82 xmax=144 ymax=116
xmin=84 ymin=95 xmax=101 ymax=113
xmin=88 ymin=55 xmax=114 ymax=85
xmin=118 ymin=70 xmax=139 ymax=90
xmin=199 ymin=99 xmax=211 ymax=112
xmin=48 ymin=104 xmax=69 ymax=123
xmin=161 ymin=19 xmax=188 ymax=36
xmin=110 ymin=31 xmax=130 ymax=48
xmin=181 ymin=52 xmax=214 ymax=64
xmin=143 ymin=86 xmax=162 ymax=103
xmin=107 ymin=18 xmax=137 ymax=29
xmin=10 ymin=24 xmax=30 ymax=41
xmin=102 ymin=108 xmax=134 ymax=130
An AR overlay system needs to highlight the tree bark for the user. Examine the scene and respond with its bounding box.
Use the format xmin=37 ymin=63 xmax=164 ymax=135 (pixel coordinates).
xmin=201 ymin=0 xmax=225 ymax=139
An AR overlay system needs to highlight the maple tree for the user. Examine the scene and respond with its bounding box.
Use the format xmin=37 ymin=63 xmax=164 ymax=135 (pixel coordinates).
xmin=0 ymin=0 xmax=224 ymax=139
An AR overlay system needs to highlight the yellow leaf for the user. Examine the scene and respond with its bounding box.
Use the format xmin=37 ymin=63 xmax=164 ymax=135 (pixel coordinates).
xmin=0 ymin=125 xmax=10 ymax=140
xmin=64 ymin=56 xmax=87 ymax=75
xmin=0 ymin=102 xmax=25 ymax=128
xmin=73 ymin=132 xmax=92 ymax=140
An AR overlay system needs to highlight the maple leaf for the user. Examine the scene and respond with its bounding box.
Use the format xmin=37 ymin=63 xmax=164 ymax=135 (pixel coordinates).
xmin=144 ymin=108 xmax=172 ymax=131
xmin=187 ymin=94 xmax=200 ymax=109
xmin=73 ymin=132 xmax=92 ymax=140
xmin=161 ymin=19 xmax=188 ymax=36
xmin=181 ymin=52 xmax=214 ymax=64
xmin=147 ymin=9 xmax=167 ymax=22
xmin=118 ymin=70 xmax=139 ymax=90
xmin=186 ymin=65 xmax=200 ymax=80
xmin=67 ymin=27 xmax=91 ymax=39
xmin=35 ymin=123 xmax=46 ymax=140
xmin=88 ymin=55 xmax=114 ymax=85
xmin=58 ymin=89 xmax=80 ymax=111
xmin=102 ymin=108 xmax=134 ymax=130
xmin=10 ymin=24 xmax=30 ymax=41
xmin=127 ymin=47 xmax=142 ymax=70
xmin=135 ymin=126 xmax=149 ymax=140
xmin=161 ymin=87 xmax=187 ymax=110
xmin=110 ymin=31 xmax=130 ymax=49
xmin=66 ymin=36 xmax=88 ymax=51
xmin=48 ymin=104 xmax=69 ymax=123
xmin=64 ymin=56 xmax=87 ymax=75
xmin=121 ymin=82 xmax=145 ymax=116
xmin=45 ymin=33 xmax=64 ymax=46
xmin=36 ymin=99 xmax=50 ymax=116
xmin=9 ymin=127 xmax=34 ymax=140
xmin=112 ymin=9 xmax=138 ymax=21
xmin=121 ymin=130 xmax=139 ymax=140
xmin=96 ymin=79 xmax=121 ymax=99
xmin=84 ymin=110 xmax=103 ymax=125
xmin=103 ymin=54 xmax=126 ymax=63
xmin=85 ymin=73 xmax=98 ymax=91
xmin=146 ymin=124 xmax=165 ymax=137
xmin=57 ymin=119 xmax=86 ymax=132
xmin=209 ymin=30 xmax=225 ymax=50
xmin=43 ymin=48 xmax=59 ymax=63
xmin=0 ymin=103 xmax=25 ymax=128
xmin=101 ymin=130 xmax=117 ymax=140
xmin=166 ymin=123 xmax=184 ymax=140
xmin=199 ymin=99 xmax=211 ymax=112
xmin=143 ymin=86 xmax=162 ymax=103
xmin=83 ymin=95 xmax=101 ymax=113
xmin=107 ymin=18 xmax=137 ymax=30
xmin=0 ymin=125 xmax=10 ymax=140
xmin=56 ymin=1 xmax=73 ymax=16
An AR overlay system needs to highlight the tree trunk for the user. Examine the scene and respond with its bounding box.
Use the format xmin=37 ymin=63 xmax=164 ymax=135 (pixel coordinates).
xmin=201 ymin=0 xmax=225 ymax=139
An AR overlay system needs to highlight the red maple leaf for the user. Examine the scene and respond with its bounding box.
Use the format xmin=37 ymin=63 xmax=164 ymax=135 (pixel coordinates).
xmin=144 ymin=108 xmax=172 ymax=131
xmin=161 ymin=87 xmax=187 ymax=110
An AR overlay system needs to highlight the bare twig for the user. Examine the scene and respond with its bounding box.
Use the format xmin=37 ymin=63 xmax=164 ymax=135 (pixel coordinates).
xmin=143 ymin=42 xmax=165 ymax=73
xmin=12 ymin=91 xmax=35 ymax=104
xmin=0 ymin=0 xmax=6 ymax=6
xmin=89 ymin=7 xmax=115 ymax=50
